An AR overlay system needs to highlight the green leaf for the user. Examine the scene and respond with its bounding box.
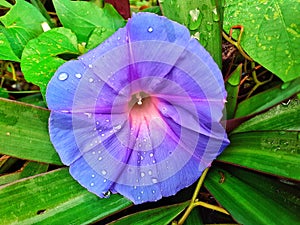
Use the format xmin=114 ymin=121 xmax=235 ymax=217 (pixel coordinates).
xmin=0 ymin=98 xmax=62 ymax=165
xmin=0 ymin=0 xmax=12 ymax=8
xmin=0 ymin=32 xmax=20 ymax=61
xmin=184 ymin=208 xmax=204 ymax=225
xmin=235 ymin=76 xmax=300 ymax=118
xmin=225 ymin=63 xmax=241 ymax=119
xmin=86 ymin=26 xmax=115 ymax=50
xmin=233 ymin=99 xmax=300 ymax=133
xmin=0 ymin=161 xmax=49 ymax=185
xmin=21 ymin=27 xmax=79 ymax=98
xmin=111 ymin=201 xmax=188 ymax=225
xmin=0 ymin=87 xmax=9 ymax=98
xmin=219 ymin=131 xmax=300 ymax=180
xmin=53 ymin=0 xmax=125 ymax=43
xmin=18 ymin=93 xmax=47 ymax=108
xmin=205 ymin=166 xmax=300 ymax=225
xmin=160 ymin=0 xmax=223 ymax=67
xmin=221 ymin=99 xmax=300 ymax=180
xmin=223 ymin=0 xmax=300 ymax=82
xmin=0 ymin=0 xmax=48 ymax=58
xmin=0 ymin=168 xmax=132 ymax=224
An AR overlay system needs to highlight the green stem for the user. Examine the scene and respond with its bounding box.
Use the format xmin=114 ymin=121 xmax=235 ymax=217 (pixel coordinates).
xmin=247 ymin=61 xmax=273 ymax=98
xmin=177 ymin=168 xmax=209 ymax=225
xmin=3 ymin=90 xmax=41 ymax=94
xmin=194 ymin=201 xmax=229 ymax=215
xmin=222 ymin=31 xmax=252 ymax=62
xmin=6 ymin=62 xmax=17 ymax=81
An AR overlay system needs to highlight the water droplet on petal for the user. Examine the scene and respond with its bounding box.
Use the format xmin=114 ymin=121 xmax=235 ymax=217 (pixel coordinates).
xmin=98 ymin=157 xmax=102 ymax=161
xmin=75 ymin=73 xmax=82 ymax=79
xmin=88 ymin=64 xmax=93 ymax=68
xmin=148 ymin=27 xmax=153 ymax=33
xmin=91 ymin=174 xmax=95 ymax=178
xmin=141 ymin=172 xmax=145 ymax=177
xmin=89 ymin=78 xmax=94 ymax=83
xmin=152 ymin=178 xmax=158 ymax=183
xmin=90 ymin=182 xmax=95 ymax=186
xmin=101 ymin=170 xmax=107 ymax=175
xmin=148 ymin=170 xmax=153 ymax=176
xmin=58 ymin=72 xmax=68 ymax=81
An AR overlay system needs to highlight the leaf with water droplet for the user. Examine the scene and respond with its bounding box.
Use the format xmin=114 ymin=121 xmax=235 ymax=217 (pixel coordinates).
xmin=223 ymin=0 xmax=300 ymax=82
xmin=160 ymin=0 xmax=223 ymax=67
xmin=188 ymin=8 xmax=203 ymax=30
xmin=21 ymin=27 xmax=80 ymax=100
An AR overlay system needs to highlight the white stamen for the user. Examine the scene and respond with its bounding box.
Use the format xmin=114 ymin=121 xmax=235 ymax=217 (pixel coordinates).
xmin=136 ymin=93 xmax=143 ymax=105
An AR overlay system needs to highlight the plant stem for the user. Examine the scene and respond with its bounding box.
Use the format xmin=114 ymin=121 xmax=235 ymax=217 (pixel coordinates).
xmin=222 ymin=31 xmax=252 ymax=61
xmin=194 ymin=201 xmax=230 ymax=215
xmin=177 ymin=168 xmax=209 ymax=225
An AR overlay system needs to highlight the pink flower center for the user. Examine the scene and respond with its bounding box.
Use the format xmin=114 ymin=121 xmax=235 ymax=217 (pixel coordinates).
xmin=128 ymin=92 xmax=161 ymax=126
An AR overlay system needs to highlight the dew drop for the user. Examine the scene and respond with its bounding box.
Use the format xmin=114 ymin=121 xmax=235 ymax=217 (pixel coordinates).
xmin=101 ymin=170 xmax=107 ymax=175
xmin=98 ymin=157 xmax=102 ymax=161
xmin=75 ymin=73 xmax=82 ymax=79
xmin=117 ymin=36 xmax=121 ymax=40
xmin=152 ymin=178 xmax=158 ymax=183
xmin=148 ymin=170 xmax=153 ymax=176
xmin=141 ymin=172 xmax=145 ymax=177
xmin=149 ymin=153 xmax=154 ymax=157
xmin=91 ymin=174 xmax=95 ymax=178
xmin=152 ymin=190 xmax=156 ymax=194
xmin=89 ymin=78 xmax=94 ymax=83
xmin=103 ymin=179 xmax=107 ymax=182
xmin=88 ymin=64 xmax=93 ymax=68
xmin=147 ymin=27 xmax=153 ymax=33
xmin=90 ymin=182 xmax=95 ymax=186
xmin=58 ymin=72 xmax=68 ymax=81
xmin=92 ymin=151 xmax=96 ymax=155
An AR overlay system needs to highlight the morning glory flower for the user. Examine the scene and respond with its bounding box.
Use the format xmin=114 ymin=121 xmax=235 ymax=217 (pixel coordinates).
xmin=46 ymin=13 xmax=229 ymax=204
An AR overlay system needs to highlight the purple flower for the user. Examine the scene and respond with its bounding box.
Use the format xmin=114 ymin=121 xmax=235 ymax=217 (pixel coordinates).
xmin=46 ymin=13 xmax=229 ymax=204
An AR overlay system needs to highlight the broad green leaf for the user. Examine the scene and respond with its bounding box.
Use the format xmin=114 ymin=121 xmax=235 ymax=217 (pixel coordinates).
xmin=0 ymin=98 xmax=62 ymax=165
xmin=53 ymin=0 xmax=125 ymax=43
xmin=110 ymin=201 xmax=189 ymax=225
xmin=223 ymin=0 xmax=300 ymax=82
xmin=0 ymin=0 xmax=48 ymax=58
xmin=233 ymin=99 xmax=300 ymax=133
xmin=0 ymin=32 xmax=20 ymax=61
xmin=225 ymin=63 xmax=241 ymax=119
xmin=235 ymin=76 xmax=300 ymax=118
xmin=205 ymin=166 xmax=300 ymax=225
xmin=21 ymin=27 xmax=79 ymax=98
xmin=218 ymin=131 xmax=300 ymax=180
xmin=0 ymin=168 xmax=132 ymax=224
xmin=160 ymin=0 xmax=223 ymax=67
xmin=86 ymin=26 xmax=115 ymax=50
